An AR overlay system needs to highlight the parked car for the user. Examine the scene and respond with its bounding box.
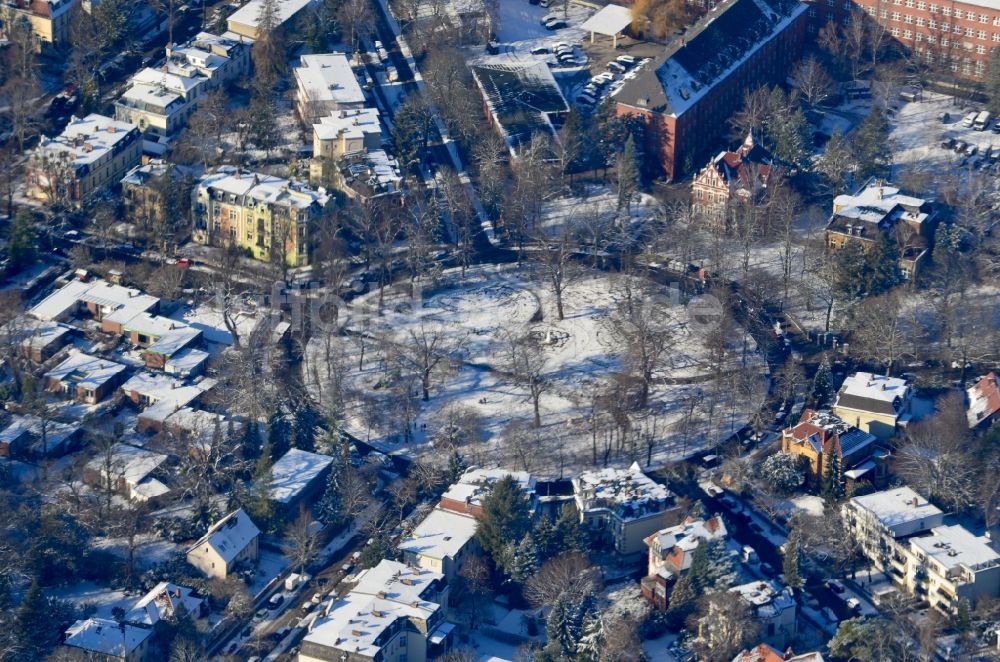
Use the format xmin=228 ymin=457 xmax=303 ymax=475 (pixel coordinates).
xmin=954 ymin=140 xmax=967 ymax=153
xmin=530 ymin=45 xmax=550 ymax=54
xmin=253 ymin=608 xmax=267 ymax=621
xmin=540 ymin=0 xmax=552 ymax=6
xmin=846 ymin=597 xmax=862 ymax=613
xmin=616 ymin=54 xmax=637 ymax=66
xmin=607 ymin=61 xmax=626 ymax=73
xmin=582 ymin=83 xmax=599 ymax=96
xmin=940 ymin=136 xmax=955 ymax=149
xmin=544 ymin=18 xmax=568 ymax=29
xmin=965 ymin=143 xmax=978 ymax=156
xmin=268 ymin=593 xmax=284 ymax=609
xmin=993 ymin=119 xmax=1000 ymax=133
xmin=826 ymin=579 xmax=846 ymax=594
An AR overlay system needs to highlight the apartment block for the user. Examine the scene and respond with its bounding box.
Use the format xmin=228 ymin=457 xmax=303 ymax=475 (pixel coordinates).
xmin=1 ymin=0 xmax=76 ymax=46
xmin=192 ymin=167 xmax=332 ymax=266
xmin=313 ymin=107 xmax=383 ymax=161
xmin=905 ymin=525 xmax=1000 ymax=613
xmin=295 ymin=53 xmax=367 ymax=123
xmin=25 ymin=114 xmax=141 ymax=204
xmin=573 ymin=462 xmax=680 ymax=556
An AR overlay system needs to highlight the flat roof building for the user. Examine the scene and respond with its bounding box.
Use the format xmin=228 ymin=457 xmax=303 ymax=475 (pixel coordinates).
xmin=399 ymin=507 xmax=480 ymax=582
xmin=269 ymin=448 xmax=335 ymax=512
xmin=295 ymin=53 xmax=367 ymax=123
xmin=227 ymin=0 xmax=317 ymax=40
xmin=44 ymin=351 xmax=127 ymax=405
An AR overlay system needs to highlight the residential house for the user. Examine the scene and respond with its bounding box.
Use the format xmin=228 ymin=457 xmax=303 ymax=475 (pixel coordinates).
xmin=166 ymin=31 xmax=252 ymax=89
xmin=967 ymin=372 xmax=1000 ymax=429
xmin=313 ymin=148 xmax=402 ymax=202
xmin=121 ymin=161 xmax=181 ymax=232
xmin=192 ymin=167 xmax=332 ymax=267
xmin=780 ymin=409 xmax=889 ymax=490
xmin=300 ymin=560 xmax=454 ymax=662
xmin=614 ymin=0 xmax=807 ymax=180
xmin=691 ymin=131 xmax=773 ymax=228
xmin=843 ymin=486 xmax=945 ymax=578
xmin=729 ymin=580 xmax=797 ymax=649
xmin=294 ymin=53 xmax=367 ymax=123
xmin=62 ymin=618 xmax=152 ymax=662
xmin=11 ymin=317 xmax=71 ymax=362
xmin=732 ymin=645 xmax=824 ymax=662
xmin=270 ymin=448 xmax=335 ymax=514
xmin=83 ymin=442 xmax=171 ymax=504
xmin=24 ymin=114 xmax=141 ymax=204
xmin=399 ymin=507 xmax=480 ymax=583
xmin=641 ymin=515 xmax=727 ymax=609
xmin=115 ymin=67 xmax=208 ymax=153
xmin=44 ymin=351 xmax=127 ymax=404
xmin=120 ymin=371 xmax=217 ymax=433
xmin=226 ymin=0 xmax=317 ymax=39
xmin=832 ymin=372 xmax=912 ymax=441
xmin=163 ymin=347 xmax=210 ymax=378
xmin=0 ymin=414 xmax=80 ymax=458
xmin=312 ymin=107 xmax=383 ymax=161
xmin=438 ymin=467 xmax=538 ymax=519
xmin=825 ymin=179 xmax=936 ymax=280
xmin=124 ymin=582 xmax=206 ymax=626
xmin=121 ymin=313 xmax=202 ymax=370
xmin=905 ymin=525 xmax=1000 ymax=614
xmin=572 ymin=461 xmax=679 ymax=556
xmin=470 ymin=61 xmax=568 ymax=159
xmin=186 ymin=508 xmax=260 ymax=579
xmin=28 ymin=275 xmax=160 ymax=335
xmin=1 ymin=0 xmax=77 ymax=46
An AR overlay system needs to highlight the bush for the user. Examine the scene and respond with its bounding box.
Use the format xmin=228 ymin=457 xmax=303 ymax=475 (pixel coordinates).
xmin=758 ymin=452 xmax=806 ymax=493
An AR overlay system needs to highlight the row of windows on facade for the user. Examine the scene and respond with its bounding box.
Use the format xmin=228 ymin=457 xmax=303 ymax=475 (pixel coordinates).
xmin=868 ymin=6 xmax=1000 ymax=40
xmin=846 ymin=0 xmax=1000 ymax=23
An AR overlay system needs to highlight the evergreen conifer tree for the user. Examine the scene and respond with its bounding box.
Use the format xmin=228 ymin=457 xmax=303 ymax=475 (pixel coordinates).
xmin=532 ymin=514 xmax=557 ymax=561
xmin=446 ymin=450 xmax=467 ymax=485
xmin=8 ymin=208 xmax=37 ymax=273
xmin=812 ymin=355 xmax=833 ymax=404
xmin=555 ymin=503 xmax=587 ymax=553
xmin=317 ymin=461 xmax=344 ymax=526
xmin=474 ymin=475 xmax=532 ymax=566
xmin=821 ymin=450 xmax=845 ymax=504
xmin=783 ymin=528 xmax=804 ymax=590
xmin=505 ymin=534 xmax=540 ymax=584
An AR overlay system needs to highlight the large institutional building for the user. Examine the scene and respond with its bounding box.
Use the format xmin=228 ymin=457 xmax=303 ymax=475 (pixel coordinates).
xmin=614 ymin=0 xmax=809 ymax=180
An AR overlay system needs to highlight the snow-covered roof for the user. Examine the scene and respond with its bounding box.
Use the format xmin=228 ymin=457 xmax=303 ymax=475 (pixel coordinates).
xmin=144 ymin=325 xmax=201 ymax=358
xmin=0 ymin=414 xmax=79 ymax=455
xmin=227 ymin=0 xmax=316 ymax=32
xmin=573 ymin=461 xmax=674 ymax=521
xmin=295 ymin=53 xmax=366 ymax=108
xmin=124 ymin=582 xmax=203 ymax=626
xmin=910 ymin=525 xmax=1000 ymax=575
xmin=122 ymin=372 xmax=216 ymax=421
xmin=732 ymin=644 xmax=825 ymax=662
xmin=197 ymin=167 xmax=330 ymax=210
xmin=313 ymin=107 xmax=382 ymax=144
xmin=64 ymin=618 xmax=152 ymax=657
xmin=398 ymin=507 xmax=478 ymax=561
xmin=31 ymin=277 xmax=160 ymax=326
xmin=440 ymin=467 xmax=536 ymax=509
xmin=188 ymin=508 xmax=260 ymax=563
xmin=85 ymin=442 xmax=168 ymax=488
xmin=967 ymin=372 xmax=1000 ymax=428
xmin=270 ymin=448 xmax=335 ymax=505
xmin=579 ymin=4 xmax=632 ymax=36
xmin=31 ymin=114 xmax=139 ymax=170
xmin=164 ymin=347 xmax=210 ymax=376
xmin=614 ymin=0 xmax=807 ymax=117
xmin=835 ymin=372 xmax=910 ymax=416
xmin=44 ymin=351 xmax=127 ymax=390
xmin=470 ymin=61 xmax=567 ymax=151
xmin=831 ymin=180 xmax=931 ymax=231
xmin=340 ymin=149 xmax=402 ymax=196
xmin=645 ymin=515 xmax=727 ymax=570
xmin=352 ymin=559 xmax=445 ymax=605
xmin=305 ymin=591 xmax=440 ymax=658
xmin=785 ymin=409 xmax=879 ymax=459
xmin=849 ymin=486 xmax=943 ymax=531
xmin=121 ymin=160 xmax=172 ymax=187
xmin=730 ymin=580 xmax=796 ymax=619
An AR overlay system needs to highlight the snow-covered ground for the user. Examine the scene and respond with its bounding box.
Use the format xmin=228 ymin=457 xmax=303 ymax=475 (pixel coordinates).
xmin=306 ymin=264 xmax=767 ymax=478
xmin=494 ymin=1 xmax=591 ymax=46
xmin=90 ymin=534 xmax=180 ymax=569
xmin=537 ymin=185 xmax=663 ymax=238
xmin=49 ymin=582 xmax=134 ymax=619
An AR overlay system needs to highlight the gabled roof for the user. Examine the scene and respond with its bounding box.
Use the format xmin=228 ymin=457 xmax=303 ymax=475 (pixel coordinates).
xmin=270 ymin=448 xmax=335 ymax=505
xmin=188 ymin=508 xmax=260 ymax=564
xmin=835 ymin=372 xmax=909 ymax=417
xmin=967 ymin=372 xmax=1000 ymax=428
xmin=64 ymin=618 xmax=152 ymax=657
xmin=399 ymin=507 xmax=478 ymax=561
xmin=732 ymin=644 xmax=825 ymax=662
xmin=124 ymin=582 xmax=204 ymax=626
xmin=470 ymin=61 xmax=567 ymax=151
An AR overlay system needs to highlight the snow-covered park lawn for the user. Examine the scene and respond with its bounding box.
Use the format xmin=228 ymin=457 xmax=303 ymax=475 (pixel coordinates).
xmin=306 ymin=264 xmax=767 ymax=478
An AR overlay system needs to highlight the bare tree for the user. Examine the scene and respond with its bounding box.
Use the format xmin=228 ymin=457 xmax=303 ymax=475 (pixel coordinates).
xmin=605 ymin=280 xmax=674 ymax=409
xmin=531 ymin=223 xmax=580 ymax=321
xmin=524 ymin=552 xmax=602 ymax=608
xmin=790 ymin=55 xmax=834 ymax=107
xmin=693 ymin=592 xmax=760 ymax=662
xmin=393 ymin=324 xmax=463 ymax=402
xmin=285 ymin=511 xmax=321 ymax=574
xmin=847 ymin=293 xmax=909 ymax=376
xmin=500 ymin=330 xmax=551 ymax=429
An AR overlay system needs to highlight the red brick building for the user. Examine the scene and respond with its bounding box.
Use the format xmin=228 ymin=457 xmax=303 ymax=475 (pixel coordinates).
xmin=804 ymin=0 xmax=1000 ymax=80
xmin=691 ymin=131 xmax=774 ymax=228
xmin=614 ymin=0 xmax=808 ymax=180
